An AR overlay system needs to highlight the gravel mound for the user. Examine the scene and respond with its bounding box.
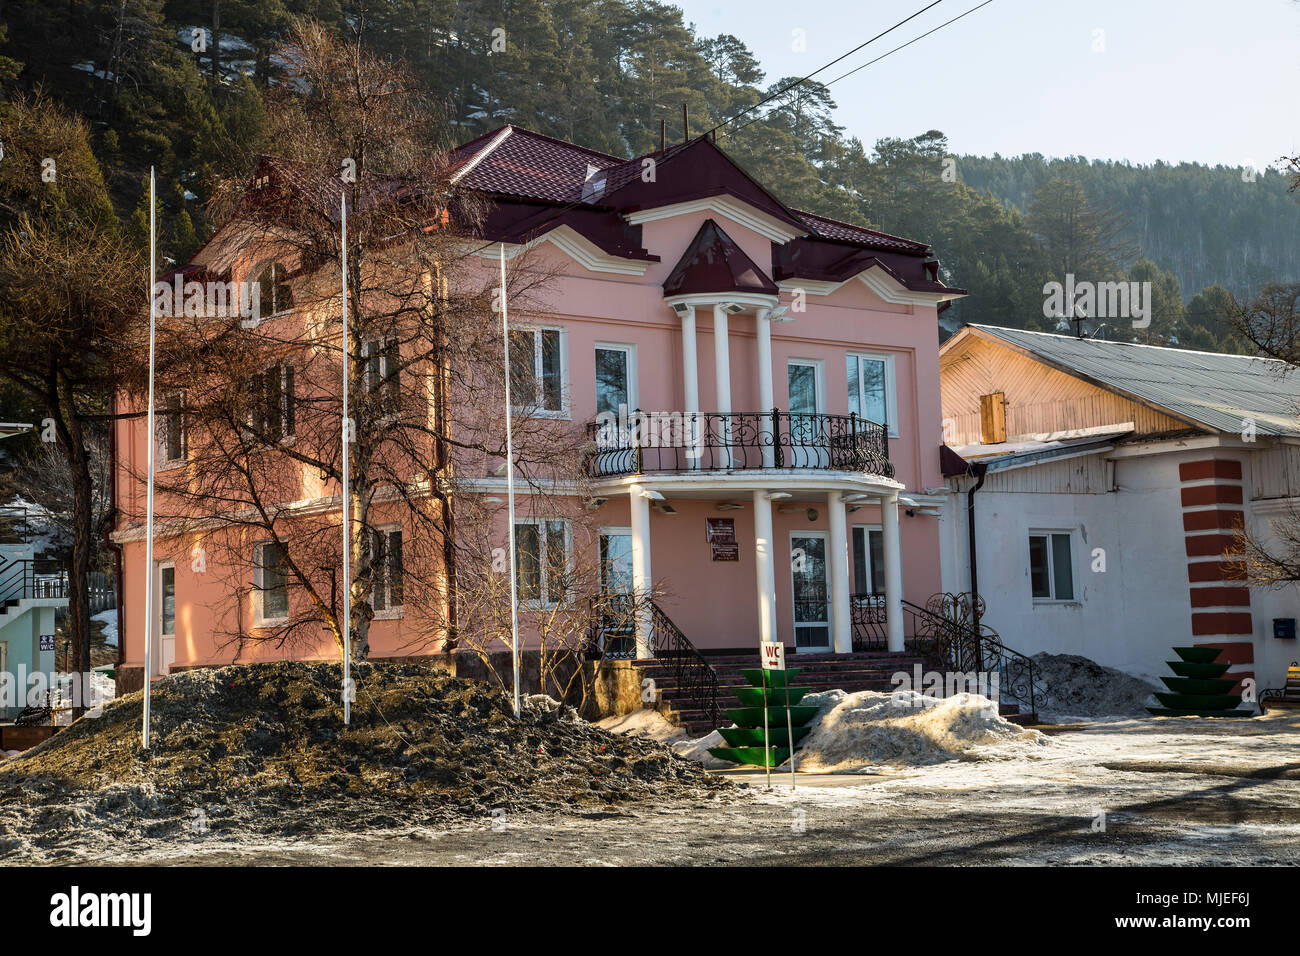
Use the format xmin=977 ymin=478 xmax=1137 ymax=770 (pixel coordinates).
xmin=1032 ymin=653 xmax=1159 ymax=717
xmin=792 ymin=689 xmax=1049 ymax=772
xmin=0 ymin=661 xmax=724 ymax=861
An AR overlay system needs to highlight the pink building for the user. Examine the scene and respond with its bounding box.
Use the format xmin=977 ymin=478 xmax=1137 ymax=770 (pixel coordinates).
xmin=113 ymin=126 xmax=965 ymax=696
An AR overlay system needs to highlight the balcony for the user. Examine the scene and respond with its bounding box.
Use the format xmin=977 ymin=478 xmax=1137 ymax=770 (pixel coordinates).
xmin=585 ymin=410 xmax=892 ymax=478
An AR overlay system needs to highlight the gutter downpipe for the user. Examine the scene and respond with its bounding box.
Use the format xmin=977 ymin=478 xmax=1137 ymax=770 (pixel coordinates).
xmin=966 ymin=461 xmax=988 ymax=673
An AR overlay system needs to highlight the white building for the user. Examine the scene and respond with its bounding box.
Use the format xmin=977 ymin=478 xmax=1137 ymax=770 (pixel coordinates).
xmin=938 ymin=324 xmax=1300 ymax=699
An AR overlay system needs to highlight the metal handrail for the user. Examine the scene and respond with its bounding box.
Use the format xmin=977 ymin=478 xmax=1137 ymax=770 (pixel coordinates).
xmin=0 ymin=557 xmax=68 ymax=606
xmin=851 ymin=591 xmax=1041 ymax=717
xmin=587 ymin=596 xmax=721 ymax=729
xmin=585 ymin=409 xmax=892 ymax=478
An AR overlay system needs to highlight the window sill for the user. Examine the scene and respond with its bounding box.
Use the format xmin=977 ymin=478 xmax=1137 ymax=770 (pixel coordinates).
xmin=252 ymin=617 xmax=289 ymax=629
xmin=372 ymin=607 xmax=404 ymax=620
xmin=157 ymin=458 xmax=187 ymax=473
xmin=513 ymin=407 xmax=570 ymax=421
xmin=1031 ymin=600 xmax=1081 ymax=608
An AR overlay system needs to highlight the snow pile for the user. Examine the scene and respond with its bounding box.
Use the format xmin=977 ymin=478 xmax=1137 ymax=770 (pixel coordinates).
xmin=670 ymin=730 xmax=736 ymax=770
xmin=791 ymin=689 xmax=1049 ymax=772
xmin=48 ymin=671 xmax=117 ymax=725
xmin=596 ymin=708 xmax=688 ymax=744
xmin=92 ymin=609 xmax=119 ymax=647
xmin=1032 ymin=653 xmax=1158 ymax=718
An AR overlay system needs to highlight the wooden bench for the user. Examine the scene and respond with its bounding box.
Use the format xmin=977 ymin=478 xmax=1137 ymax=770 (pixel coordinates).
xmin=1261 ymin=662 xmax=1300 ymax=712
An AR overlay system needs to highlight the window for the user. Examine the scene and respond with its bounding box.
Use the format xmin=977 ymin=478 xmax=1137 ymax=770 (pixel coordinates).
xmin=245 ymin=362 xmax=295 ymax=441
xmin=369 ymin=526 xmax=404 ymax=614
xmin=846 ymin=353 xmax=896 ymax=435
xmin=1029 ymin=531 xmax=1075 ymax=601
xmin=363 ymin=338 xmax=400 ymax=417
xmin=255 ymin=541 xmax=290 ymax=624
xmin=159 ymin=564 xmax=175 ymax=637
xmin=256 ymin=262 xmax=294 ymax=318
xmin=788 ymin=360 xmax=822 ymax=415
xmin=851 ymin=526 xmax=885 ymax=597
xmin=510 ymin=327 xmax=564 ymax=414
xmin=514 ymin=518 xmax=570 ymax=606
xmin=595 ymin=344 xmax=635 ymax=416
xmin=159 ymin=392 xmax=186 ymax=464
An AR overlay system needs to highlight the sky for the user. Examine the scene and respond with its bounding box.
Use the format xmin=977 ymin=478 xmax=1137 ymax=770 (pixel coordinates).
xmin=671 ymin=0 xmax=1300 ymax=168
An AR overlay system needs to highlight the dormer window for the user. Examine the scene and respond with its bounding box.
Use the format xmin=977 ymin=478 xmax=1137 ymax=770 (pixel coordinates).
xmin=581 ymin=164 xmax=606 ymax=202
xmin=256 ymin=262 xmax=294 ymax=318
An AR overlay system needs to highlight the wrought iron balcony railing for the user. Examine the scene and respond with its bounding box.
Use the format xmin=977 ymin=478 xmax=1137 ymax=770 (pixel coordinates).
xmin=584 ymin=409 xmax=892 ymax=478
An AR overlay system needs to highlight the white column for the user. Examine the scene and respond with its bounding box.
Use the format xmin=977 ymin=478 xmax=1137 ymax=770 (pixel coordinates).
xmin=713 ymin=304 xmax=732 ymax=467
xmin=828 ymin=493 xmax=853 ymax=654
xmin=753 ymin=489 xmax=778 ymax=646
xmin=629 ymin=485 xmax=654 ymax=659
xmin=712 ymin=303 xmax=732 ymax=414
xmin=680 ymin=305 xmax=699 ymax=417
xmin=680 ymin=305 xmax=701 ymax=469
xmin=756 ymin=307 xmax=775 ymax=469
xmin=881 ymin=491 xmax=904 ymax=653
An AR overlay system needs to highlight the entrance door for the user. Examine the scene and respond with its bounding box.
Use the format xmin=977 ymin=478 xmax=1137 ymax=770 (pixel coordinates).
xmin=598 ymin=530 xmax=635 ymax=657
xmin=790 ymin=531 xmax=830 ymax=652
xmin=157 ymin=562 xmax=176 ymax=674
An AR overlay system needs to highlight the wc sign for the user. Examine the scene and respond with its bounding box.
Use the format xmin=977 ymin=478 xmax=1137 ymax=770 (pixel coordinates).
xmin=39 ymin=634 xmax=55 ymax=652
xmin=761 ymin=640 xmax=785 ymax=671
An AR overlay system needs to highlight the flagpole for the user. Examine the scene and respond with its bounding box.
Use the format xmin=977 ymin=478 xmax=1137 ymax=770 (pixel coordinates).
xmin=341 ymin=191 xmax=351 ymax=726
xmin=499 ymin=244 xmax=521 ymax=719
xmin=142 ymin=167 xmax=157 ymax=750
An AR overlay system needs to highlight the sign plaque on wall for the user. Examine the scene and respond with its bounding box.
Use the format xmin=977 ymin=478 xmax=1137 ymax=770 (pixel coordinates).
xmin=706 ymin=518 xmax=739 ymax=562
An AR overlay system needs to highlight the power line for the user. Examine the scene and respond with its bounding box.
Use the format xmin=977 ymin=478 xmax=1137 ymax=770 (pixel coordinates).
xmin=725 ymin=0 xmax=995 ymax=140
xmin=706 ymin=0 xmax=949 ymax=137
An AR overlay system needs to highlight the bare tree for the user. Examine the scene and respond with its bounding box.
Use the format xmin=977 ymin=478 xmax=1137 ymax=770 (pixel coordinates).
xmin=122 ymin=20 xmax=571 ymax=673
xmin=0 ymin=92 xmax=141 ymax=711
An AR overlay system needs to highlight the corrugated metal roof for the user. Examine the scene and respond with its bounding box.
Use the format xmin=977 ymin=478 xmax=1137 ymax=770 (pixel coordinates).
xmin=967 ymin=325 xmax=1300 ymax=437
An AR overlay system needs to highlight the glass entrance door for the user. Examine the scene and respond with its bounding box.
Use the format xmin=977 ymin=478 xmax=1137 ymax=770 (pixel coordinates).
xmin=598 ymin=530 xmax=635 ymax=657
xmin=790 ymin=532 xmax=830 ymax=652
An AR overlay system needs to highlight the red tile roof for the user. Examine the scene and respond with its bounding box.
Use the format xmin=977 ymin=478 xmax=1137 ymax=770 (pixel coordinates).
xmin=663 ymin=219 xmax=779 ymax=297
xmin=450 ymin=126 xmax=626 ymax=204
xmin=794 ymin=209 xmax=930 ymax=253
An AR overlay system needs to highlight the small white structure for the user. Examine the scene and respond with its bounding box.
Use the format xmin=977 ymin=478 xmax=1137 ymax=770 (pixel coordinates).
xmin=938 ymin=324 xmax=1300 ymax=696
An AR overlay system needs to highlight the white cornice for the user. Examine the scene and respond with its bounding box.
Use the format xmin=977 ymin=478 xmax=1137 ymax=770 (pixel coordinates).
xmin=663 ymin=292 xmax=780 ymax=313
xmin=778 ymin=266 xmax=965 ymax=307
xmin=467 ymin=225 xmax=650 ymax=275
xmin=624 ymin=196 xmax=806 ymax=244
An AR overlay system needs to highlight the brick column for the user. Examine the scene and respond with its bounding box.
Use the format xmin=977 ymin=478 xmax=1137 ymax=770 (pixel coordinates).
xmin=1179 ymin=458 xmax=1254 ymax=693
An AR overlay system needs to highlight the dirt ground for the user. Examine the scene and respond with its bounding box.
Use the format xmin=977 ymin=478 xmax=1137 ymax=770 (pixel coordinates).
xmin=20 ymin=709 xmax=1298 ymax=866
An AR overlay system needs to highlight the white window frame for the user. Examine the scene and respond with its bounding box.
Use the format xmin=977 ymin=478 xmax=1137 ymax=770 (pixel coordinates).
xmin=786 ymin=357 xmax=826 ymax=414
xmin=514 ymin=517 xmax=573 ymax=608
xmin=157 ymin=561 xmax=176 ymax=638
xmin=1028 ymin=529 xmax=1077 ymax=604
xmin=254 ymin=540 xmax=290 ymax=627
xmin=851 ymin=524 xmax=885 ymax=603
xmin=594 ymin=342 xmax=637 ymax=417
xmin=370 ymin=523 xmax=404 ymax=619
xmin=511 ymin=325 xmax=569 ymax=419
xmin=846 ymin=351 xmax=898 ymax=438
xmin=789 ymin=528 xmax=831 ymax=652
xmin=597 ymin=526 xmax=633 ymax=594
xmin=255 ymin=261 xmax=294 ymax=319
xmin=158 ymin=390 xmax=187 ymax=469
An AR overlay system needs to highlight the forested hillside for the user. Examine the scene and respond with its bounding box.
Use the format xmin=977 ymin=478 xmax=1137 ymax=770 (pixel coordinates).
xmin=2 ymin=0 xmax=1296 ymax=350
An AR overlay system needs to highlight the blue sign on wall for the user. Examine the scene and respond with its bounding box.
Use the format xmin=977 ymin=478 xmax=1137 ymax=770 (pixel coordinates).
xmin=39 ymin=634 xmax=55 ymax=651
